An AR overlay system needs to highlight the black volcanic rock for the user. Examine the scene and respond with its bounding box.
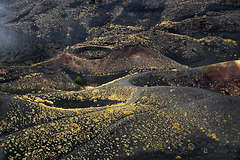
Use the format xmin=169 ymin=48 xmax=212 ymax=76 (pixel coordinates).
xmin=0 ymin=1 xmax=240 ymax=160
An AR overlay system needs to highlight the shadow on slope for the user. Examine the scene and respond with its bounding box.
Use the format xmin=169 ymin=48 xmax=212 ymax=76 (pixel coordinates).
xmin=53 ymin=98 xmax=123 ymax=109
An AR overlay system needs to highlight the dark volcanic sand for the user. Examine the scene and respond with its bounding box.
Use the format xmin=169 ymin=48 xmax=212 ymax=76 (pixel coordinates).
xmin=0 ymin=0 xmax=240 ymax=160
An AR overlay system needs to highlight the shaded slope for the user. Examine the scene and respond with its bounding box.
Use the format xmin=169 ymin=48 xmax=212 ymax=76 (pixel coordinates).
xmin=68 ymin=26 xmax=240 ymax=67
xmin=130 ymin=60 xmax=240 ymax=97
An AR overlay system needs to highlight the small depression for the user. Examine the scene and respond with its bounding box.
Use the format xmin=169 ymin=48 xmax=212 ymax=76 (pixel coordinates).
xmin=50 ymin=98 xmax=124 ymax=109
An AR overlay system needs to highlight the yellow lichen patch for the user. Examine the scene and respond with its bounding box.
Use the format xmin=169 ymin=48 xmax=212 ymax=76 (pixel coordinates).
xmin=107 ymin=108 xmax=114 ymax=114
xmin=66 ymin=33 xmax=70 ymax=38
xmin=222 ymin=39 xmax=237 ymax=46
xmin=200 ymin=127 xmax=205 ymax=132
xmin=157 ymin=143 xmax=164 ymax=151
xmin=104 ymin=113 xmax=109 ymax=118
xmin=92 ymin=89 xmax=99 ymax=94
xmin=76 ymin=96 xmax=83 ymax=101
xmin=24 ymin=73 xmax=42 ymax=79
xmin=154 ymin=21 xmax=179 ymax=30
xmin=84 ymin=86 xmax=95 ymax=90
xmin=67 ymin=26 xmax=73 ymax=31
xmin=197 ymin=37 xmax=213 ymax=43
xmin=173 ymin=123 xmax=180 ymax=129
xmin=207 ymin=133 xmax=219 ymax=141
xmin=123 ymin=110 xmax=134 ymax=115
xmin=78 ymin=6 xmax=97 ymax=18
xmin=93 ymin=119 xmax=99 ymax=122
xmin=38 ymin=103 xmax=47 ymax=107
xmin=24 ymin=75 xmax=32 ymax=78
xmin=44 ymin=100 xmax=53 ymax=105
xmin=197 ymin=37 xmax=237 ymax=46
xmin=34 ymin=97 xmax=45 ymax=103
xmin=71 ymin=123 xmax=79 ymax=127
xmin=88 ymin=26 xmax=99 ymax=33
xmin=77 ymin=112 xmax=82 ymax=116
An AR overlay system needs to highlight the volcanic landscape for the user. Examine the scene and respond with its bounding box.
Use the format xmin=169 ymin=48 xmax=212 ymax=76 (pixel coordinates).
xmin=0 ymin=0 xmax=240 ymax=159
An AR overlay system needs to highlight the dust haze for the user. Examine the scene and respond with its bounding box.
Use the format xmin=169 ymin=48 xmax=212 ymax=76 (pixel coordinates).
xmin=0 ymin=1 xmax=17 ymax=49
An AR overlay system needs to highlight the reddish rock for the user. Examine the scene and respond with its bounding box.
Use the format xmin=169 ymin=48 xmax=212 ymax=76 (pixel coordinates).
xmin=197 ymin=60 xmax=240 ymax=97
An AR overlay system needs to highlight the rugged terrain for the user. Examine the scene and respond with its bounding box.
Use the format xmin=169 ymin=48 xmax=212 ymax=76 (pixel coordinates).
xmin=0 ymin=0 xmax=240 ymax=159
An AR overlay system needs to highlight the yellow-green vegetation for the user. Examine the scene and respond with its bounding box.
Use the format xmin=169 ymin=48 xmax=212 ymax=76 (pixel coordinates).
xmin=71 ymin=31 xmax=150 ymax=51
xmin=1 ymin=72 xmax=239 ymax=159
xmin=222 ymin=39 xmax=238 ymax=46
xmin=2 ymin=105 xmax=134 ymax=159
xmin=0 ymin=72 xmax=76 ymax=93
xmin=0 ymin=85 xmax=137 ymax=134
xmin=88 ymin=23 xmax=143 ymax=38
xmin=0 ymin=65 xmax=80 ymax=94
xmin=78 ymin=5 xmax=98 ymax=19
xmin=153 ymin=21 xmax=179 ymax=30
xmin=0 ymin=84 xmax=139 ymax=159
xmin=61 ymin=87 xmax=240 ymax=159
xmin=77 ymin=23 xmax=147 ymax=50
xmin=74 ymin=77 xmax=82 ymax=85
xmin=2 ymin=1 xmax=240 ymax=159
xmin=197 ymin=37 xmax=238 ymax=46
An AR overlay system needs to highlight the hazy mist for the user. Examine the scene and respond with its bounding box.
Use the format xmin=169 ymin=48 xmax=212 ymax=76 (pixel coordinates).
xmin=0 ymin=1 xmax=17 ymax=49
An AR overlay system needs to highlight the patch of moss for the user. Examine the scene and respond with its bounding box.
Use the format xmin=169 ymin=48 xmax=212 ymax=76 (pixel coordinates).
xmin=74 ymin=76 xmax=82 ymax=85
